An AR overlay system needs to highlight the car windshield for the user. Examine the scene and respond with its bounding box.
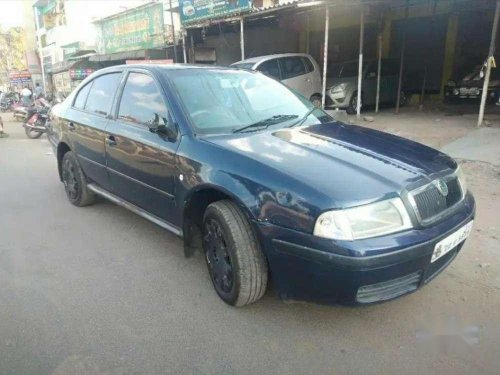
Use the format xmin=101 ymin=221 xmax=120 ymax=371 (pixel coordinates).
xmin=167 ymin=68 xmax=331 ymax=135
xmin=328 ymin=61 xmax=369 ymax=78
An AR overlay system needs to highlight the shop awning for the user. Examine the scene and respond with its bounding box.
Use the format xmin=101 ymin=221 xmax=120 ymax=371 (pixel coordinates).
xmin=89 ymin=49 xmax=166 ymax=62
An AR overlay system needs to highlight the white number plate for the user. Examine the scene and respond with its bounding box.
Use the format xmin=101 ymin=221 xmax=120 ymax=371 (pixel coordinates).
xmin=431 ymin=221 xmax=473 ymax=263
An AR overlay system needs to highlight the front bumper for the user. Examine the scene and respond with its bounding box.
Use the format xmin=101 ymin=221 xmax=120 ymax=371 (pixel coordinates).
xmin=257 ymin=192 xmax=475 ymax=305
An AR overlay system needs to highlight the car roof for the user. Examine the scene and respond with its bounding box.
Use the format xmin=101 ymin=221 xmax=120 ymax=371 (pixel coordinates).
xmin=232 ymin=53 xmax=312 ymax=65
xmin=94 ymin=63 xmax=243 ymax=76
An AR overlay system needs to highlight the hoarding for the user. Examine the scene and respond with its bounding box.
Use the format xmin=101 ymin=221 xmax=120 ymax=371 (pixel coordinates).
xmin=69 ymin=68 xmax=95 ymax=81
xmin=180 ymin=0 xmax=251 ymax=25
xmin=9 ymin=70 xmax=32 ymax=85
xmin=100 ymin=3 xmax=165 ymax=54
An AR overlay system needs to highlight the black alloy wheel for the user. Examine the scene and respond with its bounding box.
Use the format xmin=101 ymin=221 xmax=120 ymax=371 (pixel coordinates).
xmin=204 ymin=218 xmax=234 ymax=297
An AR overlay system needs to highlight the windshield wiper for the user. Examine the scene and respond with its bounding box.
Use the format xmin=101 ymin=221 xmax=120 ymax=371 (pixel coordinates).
xmin=288 ymin=107 xmax=318 ymax=128
xmin=233 ymin=115 xmax=298 ymax=133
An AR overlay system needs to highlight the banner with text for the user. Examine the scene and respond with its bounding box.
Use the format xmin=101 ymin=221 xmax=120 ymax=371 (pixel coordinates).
xmin=180 ymin=0 xmax=251 ymax=25
xmin=100 ymin=3 xmax=165 ymax=54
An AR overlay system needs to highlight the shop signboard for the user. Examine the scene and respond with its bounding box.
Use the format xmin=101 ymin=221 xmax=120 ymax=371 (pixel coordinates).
xmin=69 ymin=68 xmax=95 ymax=81
xmin=99 ymin=3 xmax=165 ymax=54
xmin=9 ymin=70 xmax=32 ymax=85
xmin=180 ymin=0 xmax=251 ymax=24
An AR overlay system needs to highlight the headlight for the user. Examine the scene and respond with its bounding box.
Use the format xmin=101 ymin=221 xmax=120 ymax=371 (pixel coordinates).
xmin=313 ymin=198 xmax=412 ymax=241
xmin=456 ymin=165 xmax=467 ymax=197
xmin=330 ymin=83 xmax=347 ymax=94
xmin=453 ymin=89 xmax=459 ymax=95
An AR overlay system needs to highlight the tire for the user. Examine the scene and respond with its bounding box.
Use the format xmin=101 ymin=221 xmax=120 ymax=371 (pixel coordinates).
xmin=25 ymin=126 xmax=43 ymax=139
xmin=61 ymin=151 xmax=95 ymax=207
xmin=203 ymin=200 xmax=268 ymax=306
xmin=346 ymin=91 xmax=360 ymax=115
xmin=310 ymin=95 xmax=322 ymax=108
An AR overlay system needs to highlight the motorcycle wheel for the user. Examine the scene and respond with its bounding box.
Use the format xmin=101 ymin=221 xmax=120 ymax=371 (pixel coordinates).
xmin=25 ymin=126 xmax=43 ymax=139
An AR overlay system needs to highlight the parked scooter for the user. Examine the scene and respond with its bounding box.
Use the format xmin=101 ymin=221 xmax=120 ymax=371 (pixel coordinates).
xmin=0 ymin=92 xmax=20 ymax=112
xmin=23 ymin=98 xmax=51 ymax=139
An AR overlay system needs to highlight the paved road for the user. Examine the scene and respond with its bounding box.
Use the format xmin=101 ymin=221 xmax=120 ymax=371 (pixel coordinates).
xmin=0 ymin=114 xmax=499 ymax=375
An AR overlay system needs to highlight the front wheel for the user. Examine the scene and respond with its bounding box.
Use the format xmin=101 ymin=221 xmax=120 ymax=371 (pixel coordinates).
xmin=346 ymin=92 xmax=360 ymax=115
xmin=203 ymin=200 xmax=268 ymax=306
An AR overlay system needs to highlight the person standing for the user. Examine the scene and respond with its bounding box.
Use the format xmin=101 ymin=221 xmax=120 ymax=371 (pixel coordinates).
xmin=34 ymin=83 xmax=44 ymax=99
xmin=21 ymin=86 xmax=32 ymax=106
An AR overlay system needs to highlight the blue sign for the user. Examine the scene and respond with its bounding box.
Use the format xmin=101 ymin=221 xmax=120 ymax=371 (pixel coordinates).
xmin=180 ymin=0 xmax=251 ymax=25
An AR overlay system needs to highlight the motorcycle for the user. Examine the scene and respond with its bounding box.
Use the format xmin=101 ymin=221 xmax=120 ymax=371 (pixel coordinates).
xmin=0 ymin=92 xmax=20 ymax=112
xmin=23 ymin=99 xmax=51 ymax=139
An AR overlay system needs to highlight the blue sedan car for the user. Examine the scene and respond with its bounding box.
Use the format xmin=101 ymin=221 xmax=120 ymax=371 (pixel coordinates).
xmin=48 ymin=65 xmax=475 ymax=306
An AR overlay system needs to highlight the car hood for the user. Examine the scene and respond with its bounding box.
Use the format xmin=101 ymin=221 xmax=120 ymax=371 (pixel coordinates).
xmin=202 ymin=122 xmax=457 ymax=208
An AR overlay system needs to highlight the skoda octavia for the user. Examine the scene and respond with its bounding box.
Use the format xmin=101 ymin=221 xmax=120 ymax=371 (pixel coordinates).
xmin=48 ymin=65 xmax=475 ymax=306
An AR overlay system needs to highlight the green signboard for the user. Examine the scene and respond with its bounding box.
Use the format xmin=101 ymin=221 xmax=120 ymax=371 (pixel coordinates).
xmin=100 ymin=3 xmax=165 ymax=54
xmin=180 ymin=0 xmax=251 ymax=25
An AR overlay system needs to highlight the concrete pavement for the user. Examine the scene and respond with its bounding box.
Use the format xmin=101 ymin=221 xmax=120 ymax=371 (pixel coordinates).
xmin=0 ymin=113 xmax=499 ymax=375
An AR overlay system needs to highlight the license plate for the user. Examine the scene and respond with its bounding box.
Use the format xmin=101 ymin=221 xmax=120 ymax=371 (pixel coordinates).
xmin=431 ymin=221 xmax=473 ymax=263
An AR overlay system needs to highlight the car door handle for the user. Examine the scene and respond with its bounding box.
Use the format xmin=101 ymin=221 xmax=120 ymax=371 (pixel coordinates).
xmin=68 ymin=122 xmax=75 ymax=131
xmin=106 ymin=135 xmax=117 ymax=146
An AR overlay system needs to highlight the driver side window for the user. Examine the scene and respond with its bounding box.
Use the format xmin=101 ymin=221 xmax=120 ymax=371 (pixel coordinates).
xmin=118 ymin=72 xmax=172 ymax=131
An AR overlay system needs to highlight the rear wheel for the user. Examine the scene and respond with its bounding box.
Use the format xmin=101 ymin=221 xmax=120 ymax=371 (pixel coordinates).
xmin=61 ymin=151 xmax=95 ymax=207
xmin=25 ymin=127 xmax=43 ymax=139
xmin=310 ymin=95 xmax=322 ymax=108
xmin=203 ymin=200 xmax=268 ymax=306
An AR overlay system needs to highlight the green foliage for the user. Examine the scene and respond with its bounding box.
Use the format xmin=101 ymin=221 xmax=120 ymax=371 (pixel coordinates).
xmin=0 ymin=26 xmax=27 ymax=86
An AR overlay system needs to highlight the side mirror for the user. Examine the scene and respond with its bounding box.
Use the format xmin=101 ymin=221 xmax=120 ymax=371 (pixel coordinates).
xmin=149 ymin=123 xmax=177 ymax=141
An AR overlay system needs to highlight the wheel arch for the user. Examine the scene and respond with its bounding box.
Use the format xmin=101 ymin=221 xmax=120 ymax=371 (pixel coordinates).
xmin=56 ymin=142 xmax=71 ymax=181
xmin=181 ymin=183 xmax=259 ymax=258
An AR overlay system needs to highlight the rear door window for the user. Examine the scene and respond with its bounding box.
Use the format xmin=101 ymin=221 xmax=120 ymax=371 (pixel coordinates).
xmin=118 ymin=72 xmax=170 ymax=128
xmin=73 ymin=82 xmax=92 ymax=110
xmin=256 ymin=59 xmax=280 ymax=80
xmin=84 ymin=73 xmax=122 ymax=117
xmin=280 ymin=57 xmax=306 ymax=79
xmin=302 ymin=57 xmax=315 ymax=73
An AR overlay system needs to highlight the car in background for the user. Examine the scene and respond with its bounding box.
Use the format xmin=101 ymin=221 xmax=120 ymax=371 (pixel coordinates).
xmin=444 ymin=65 xmax=500 ymax=103
xmin=231 ymin=53 xmax=323 ymax=107
xmin=326 ymin=58 xmax=407 ymax=114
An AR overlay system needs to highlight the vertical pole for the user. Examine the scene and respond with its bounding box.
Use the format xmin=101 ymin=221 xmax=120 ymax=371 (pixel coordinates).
xmin=34 ymin=7 xmax=47 ymax=92
xmin=321 ymin=6 xmax=330 ymax=109
xmin=356 ymin=4 xmax=364 ymax=118
xmin=375 ymin=33 xmax=382 ymax=113
xmin=169 ymin=0 xmax=178 ymax=63
xmin=182 ymin=29 xmax=188 ymax=63
xmin=478 ymin=0 xmax=500 ymax=127
xmin=306 ymin=14 xmax=310 ymax=54
xmin=240 ymin=17 xmax=245 ymax=60
xmin=190 ymin=33 xmax=195 ymax=63
xmin=396 ymin=3 xmax=409 ymax=114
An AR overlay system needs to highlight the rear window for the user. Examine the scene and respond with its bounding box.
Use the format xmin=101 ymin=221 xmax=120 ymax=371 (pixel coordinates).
xmin=73 ymin=82 xmax=92 ymax=110
xmin=280 ymin=57 xmax=306 ymax=79
xmin=302 ymin=57 xmax=315 ymax=73
xmin=84 ymin=73 xmax=122 ymax=116
xmin=256 ymin=59 xmax=280 ymax=80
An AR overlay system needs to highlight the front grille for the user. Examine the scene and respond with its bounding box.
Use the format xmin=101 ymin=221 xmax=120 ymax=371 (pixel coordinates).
xmin=356 ymin=271 xmax=422 ymax=303
xmin=411 ymin=177 xmax=463 ymax=222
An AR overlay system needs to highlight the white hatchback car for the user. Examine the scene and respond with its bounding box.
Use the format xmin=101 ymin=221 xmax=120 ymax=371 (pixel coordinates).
xmin=231 ymin=53 xmax=323 ymax=107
